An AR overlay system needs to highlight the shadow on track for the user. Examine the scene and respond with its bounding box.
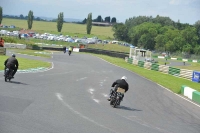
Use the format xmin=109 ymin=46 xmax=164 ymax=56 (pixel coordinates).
xmin=118 ymin=106 xmax=142 ymax=112
xmin=8 ymin=81 xmax=29 ymax=85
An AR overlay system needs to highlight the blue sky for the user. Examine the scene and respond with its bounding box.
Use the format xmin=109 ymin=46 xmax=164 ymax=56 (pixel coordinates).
xmin=1 ymin=0 xmax=200 ymax=24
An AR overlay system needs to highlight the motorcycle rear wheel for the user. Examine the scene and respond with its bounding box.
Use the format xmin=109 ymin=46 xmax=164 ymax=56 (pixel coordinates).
xmin=112 ymin=99 xmax=119 ymax=108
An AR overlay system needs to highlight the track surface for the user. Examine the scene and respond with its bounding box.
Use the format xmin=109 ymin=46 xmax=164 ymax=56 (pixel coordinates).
xmin=0 ymin=52 xmax=200 ymax=133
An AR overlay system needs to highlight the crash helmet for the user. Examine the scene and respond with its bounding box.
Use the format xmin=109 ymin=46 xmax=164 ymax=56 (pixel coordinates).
xmin=121 ymin=76 xmax=127 ymax=81
xmin=12 ymin=54 xmax=16 ymax=57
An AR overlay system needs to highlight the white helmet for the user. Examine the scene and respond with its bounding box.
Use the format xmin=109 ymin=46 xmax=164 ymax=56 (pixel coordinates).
xmin=121 ymin=76 xmax=127 ymax=81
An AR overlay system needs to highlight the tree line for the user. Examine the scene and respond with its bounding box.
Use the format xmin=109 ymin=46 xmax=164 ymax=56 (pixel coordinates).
xmin=112 ymin=15 xmax=200 ymax=55
xmin=82 ymin=15 xmax=117 ymax=24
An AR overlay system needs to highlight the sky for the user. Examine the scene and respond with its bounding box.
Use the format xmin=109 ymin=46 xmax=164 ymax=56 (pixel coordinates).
xmin=1 ymin=0 xmax=200 ymax=24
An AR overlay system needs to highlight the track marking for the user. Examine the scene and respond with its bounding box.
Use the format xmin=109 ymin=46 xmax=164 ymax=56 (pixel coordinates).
xmin=39 ymin=71 xmax=73 ymax=76
xmin=56 ymin=93 xmax=118 ymax=133
xmin=88 ymin=89 xmax=94 ymax=94
xmin=76 ymin=77 xmax=87 ymax=81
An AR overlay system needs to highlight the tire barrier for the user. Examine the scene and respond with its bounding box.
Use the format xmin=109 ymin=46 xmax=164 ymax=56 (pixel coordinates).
xmin=138 ymin=61 xmax=144 ymax=68
xmin=181 ymin=85 xmax=200 ymax=104
xmin=158 ymin=65 xmax=169 ymax=74
xmin=180 ymin=69 xmax=193 ymax=80
xmin=144 ymin=62 xmax=151 ymax=69
xmin=168 ymin=67 xmax=180 ymax=76
xmin=125 ymin=57 xmax=195 ymax=81
xmin=151 ymin=63 xmax=159 ymax=71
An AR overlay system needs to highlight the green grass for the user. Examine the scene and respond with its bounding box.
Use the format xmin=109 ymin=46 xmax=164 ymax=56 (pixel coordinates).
xmin=0 ymin=55 xmax=51 ymax=70
xmin=9 ymin=49 xmax=52 ymax=58
xmin=83 ymin=53 xmax=200 ymax=93
xmin=87 ymin=44 xmax=130 ymax=53
xmin=2 ymin=18 xmax=114 ymax=39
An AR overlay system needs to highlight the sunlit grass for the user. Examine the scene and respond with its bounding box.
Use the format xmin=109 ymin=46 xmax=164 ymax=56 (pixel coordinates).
xmin=0 ymin=55 xmax=51 ymax=70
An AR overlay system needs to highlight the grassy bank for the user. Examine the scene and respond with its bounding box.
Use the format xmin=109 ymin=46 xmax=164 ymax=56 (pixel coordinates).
xmin=9 ymin=49 xmax=52 ymax=58
xmin=0 ymin=55 xmax=51 ymax=70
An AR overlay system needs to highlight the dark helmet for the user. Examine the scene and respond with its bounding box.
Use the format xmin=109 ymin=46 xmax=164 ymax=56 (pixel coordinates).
xmin=12 ymin=54 xmax=16 ymax=57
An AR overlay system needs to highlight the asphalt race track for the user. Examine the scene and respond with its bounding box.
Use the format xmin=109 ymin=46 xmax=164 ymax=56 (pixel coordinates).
xmin=0 ymin=52 xmax=200 ymax=133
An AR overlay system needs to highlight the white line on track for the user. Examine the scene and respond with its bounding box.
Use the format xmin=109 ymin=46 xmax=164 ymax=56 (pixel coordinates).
xmin=95 ymin=56 xmax=200 ymax=108
xmin=55 ymin=93 xmax=118 ymax=133
xmin=88 ymin=88 xmax=94 ymax=94
xmin=119 ymin=115 xmax=171 ymax=133
xmin=76 ymin=77 xmax=87 ymax=81
xmin=39 ymin=71 xmax=73 ymax=76
xmin=102 ymin=93 xmax=108 ymax=97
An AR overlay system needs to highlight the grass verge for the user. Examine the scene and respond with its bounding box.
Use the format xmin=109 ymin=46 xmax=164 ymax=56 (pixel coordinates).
xmin=0 ymin=55 xmax=51 ymax=70
xmin=9 ymin=49 xmax=52 ymax=58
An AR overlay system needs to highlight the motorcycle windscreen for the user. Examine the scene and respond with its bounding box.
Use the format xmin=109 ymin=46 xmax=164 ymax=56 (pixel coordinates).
xmin=117 ymin=88 xmax=125 ymax=94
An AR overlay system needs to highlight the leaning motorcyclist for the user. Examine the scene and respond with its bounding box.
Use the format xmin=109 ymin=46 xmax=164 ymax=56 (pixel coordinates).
xmin=107 ymin=76 xmax=129 ymax=101
xmin=4 ymin=54 xmax=19 ymax=78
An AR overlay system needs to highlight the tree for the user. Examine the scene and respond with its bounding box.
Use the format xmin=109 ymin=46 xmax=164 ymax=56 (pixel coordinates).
xmin=57 ymin=12 xmax=64 ymax=32
xmin=82 ymin=18 xmax=87 ymax=24
xmin=86 ymin=13 xmax=92 ymax=34
xmin=27 ymin=10 xmax=34 ymax=29
xmin=112 ymin=23 xmax=129 ymax=42
xmin=0 ymin=7 xmax=2 ymax=24
xmin=111 ymin=17 xmax=116 ymax=23
xmin=194 ymin=20 xmax=200 ymax=44
xmin=129 ymin=22 xmax=161 ymax=49
xmin=20 ymin=14 xmax=24 ymax=19
xmin=105 ymin=16 xmax=110 ymax=23
xmin=181 ymin=26 xmax=199 ymax=47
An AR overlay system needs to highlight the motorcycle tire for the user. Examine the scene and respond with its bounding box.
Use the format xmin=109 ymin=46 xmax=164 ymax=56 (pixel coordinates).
xmin=5 ymin=76 xmax=7 ymax=82
xmin=5 ymin=70 xmax=9 ymax=82
xmin=112 ymin=99 xmax=119 ymax=108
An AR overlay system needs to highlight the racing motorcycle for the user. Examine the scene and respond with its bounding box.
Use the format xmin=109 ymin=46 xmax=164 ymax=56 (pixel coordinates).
xmin=110 ymin=87 xmax=125 ymax=108
xmin=4 ymin=67 xmax=14 ymax=82
xmin=68 ymin=50 xmax=71 ymax=56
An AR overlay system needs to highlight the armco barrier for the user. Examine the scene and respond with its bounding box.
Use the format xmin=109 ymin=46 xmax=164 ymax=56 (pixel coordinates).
xmin=181 ymin=85 xmax=200 ymax=104
xmin=0 ymin=47 xmax=6 ymax=55
xmin=79 ymin=48 xmax=128 ymax=59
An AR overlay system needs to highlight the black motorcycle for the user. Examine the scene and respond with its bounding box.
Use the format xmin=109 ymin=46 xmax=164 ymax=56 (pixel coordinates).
xmin=68 ymin=51 xmax=71 ymax=56
xmin=4 ymin=67 xmax=14 ymax=82
xmin=110 ymin=87 xmax=125 ymax=108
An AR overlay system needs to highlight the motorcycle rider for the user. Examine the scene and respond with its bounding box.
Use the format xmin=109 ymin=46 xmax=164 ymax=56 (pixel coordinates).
xmin=107 ymin=76 xmax=129 ymax=101
xmin=68 ymin=46 xmax=72 ymax=55
xmin=4 ymin=54 xmax=19 ymax=78
xmin=63 ymin=46 xmax=66 ymax=53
